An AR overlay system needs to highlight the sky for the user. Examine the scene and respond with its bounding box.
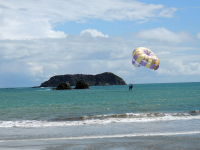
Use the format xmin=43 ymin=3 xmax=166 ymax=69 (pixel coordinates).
xmin=0 ymin=0 xmax=200 ymax=87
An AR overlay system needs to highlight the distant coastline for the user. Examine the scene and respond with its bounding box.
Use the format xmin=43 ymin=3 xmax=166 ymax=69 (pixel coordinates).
xmin=40 ymin=72 xmax=126 ymax=87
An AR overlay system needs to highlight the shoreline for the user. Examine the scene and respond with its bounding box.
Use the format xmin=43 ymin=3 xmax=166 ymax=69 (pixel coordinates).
xmin=1 ymin=134 xmax=200 ymax=150
xmin=1 ymin=131 xmax=200 ymax=143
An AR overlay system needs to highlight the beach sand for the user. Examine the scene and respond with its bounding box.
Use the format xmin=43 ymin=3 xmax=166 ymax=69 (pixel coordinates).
xmin=1 ymin=134 xmax=200 ymax=150
xmin=1 ymin=120 xmax=200 ymax=150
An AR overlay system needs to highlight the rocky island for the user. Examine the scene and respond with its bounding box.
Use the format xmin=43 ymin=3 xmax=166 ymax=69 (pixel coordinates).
xmin=52 ymin=82 xmax=72 ymax=90
xmin=52 ymin=81 xmax=89 ymax=90
xmin=40 ymin=72 xmax=126 ymax=87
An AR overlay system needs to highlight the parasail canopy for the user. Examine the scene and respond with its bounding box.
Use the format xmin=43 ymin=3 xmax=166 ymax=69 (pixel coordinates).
xmin=132 ymin=47 xmax=160 ymax=70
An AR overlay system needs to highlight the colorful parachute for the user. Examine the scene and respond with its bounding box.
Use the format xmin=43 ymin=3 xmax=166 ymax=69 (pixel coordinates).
xmin=132 ymin=47 xmax=160 ymax=70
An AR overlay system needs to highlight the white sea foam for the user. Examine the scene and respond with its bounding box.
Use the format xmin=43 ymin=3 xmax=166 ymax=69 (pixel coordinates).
xmin=1 ymin=131 xmax=200 ymax=142
xmin=37 ymin=89 xmax=51 ymax=91
xmin=1 ymin=113 xmax=200 ymax=128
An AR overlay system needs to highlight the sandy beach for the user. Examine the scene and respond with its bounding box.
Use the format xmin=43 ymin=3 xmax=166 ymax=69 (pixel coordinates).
xmin=1 ymin=134 xmax=200 ymax=150
xmin=1 ymin=119 xmax=200 ymax=150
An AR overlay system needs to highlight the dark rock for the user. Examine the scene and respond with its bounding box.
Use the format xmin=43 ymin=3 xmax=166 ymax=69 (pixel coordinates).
xmin=190 ymin=110 xmax=200 ymax=113
xmin=75 ymin=81 xmax=89 ymax=89
xmin=40 ymin=72 xmax=126 ymax=87
xmin=31 ymin=86 xmax=40 ymax=88
xmin=52 ymin=82 xmax=72 ymax=90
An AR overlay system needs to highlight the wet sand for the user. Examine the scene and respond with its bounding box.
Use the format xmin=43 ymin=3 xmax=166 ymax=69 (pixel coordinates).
xmin=1 ymin=120 xmax=200 ymax=150
xmin=1 ymin=134 xmax=200 ymax=150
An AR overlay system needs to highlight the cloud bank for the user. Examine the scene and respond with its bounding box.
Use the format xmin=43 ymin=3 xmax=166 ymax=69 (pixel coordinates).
xmin=135 ymin=28 xmax=194 ymax=44
xmin=0 ymin=0 xmax=177 ymax=39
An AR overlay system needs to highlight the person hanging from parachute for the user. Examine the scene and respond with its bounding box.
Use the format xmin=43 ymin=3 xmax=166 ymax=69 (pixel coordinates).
xmin=129 ymin=84 xmax=133 ymax=91
xmin=130 ymin=47 xmax=160 ymax=90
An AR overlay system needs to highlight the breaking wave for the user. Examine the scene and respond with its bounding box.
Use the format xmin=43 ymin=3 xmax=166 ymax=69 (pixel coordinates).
xmin=1 ymin=111 xmax=200 ymax=128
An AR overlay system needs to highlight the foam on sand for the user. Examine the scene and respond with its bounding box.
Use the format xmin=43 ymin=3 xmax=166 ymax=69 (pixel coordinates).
xmin=1 ymin=131 xmax=200 ymax=143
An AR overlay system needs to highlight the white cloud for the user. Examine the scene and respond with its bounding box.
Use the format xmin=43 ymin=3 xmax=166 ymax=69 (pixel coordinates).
xmin=0 ymin=4 xmax=68 ymax=39
xmin=159 ymin=7 xmax=177 ymax=18
xmin=80 ymin=29 xmax=108 ymax=38
xmin=27 ymin=63 xmax=44 ymax=76
xmin=197 ymin=33 xmax=200 ymax=39
xmin=0 ymin=0 xmax=177 ymax=39
xmin=156 ymin=51 xmax=171 ymax=55
xmin=0 ymin=0 xmax=176 ymax=21
xmin=135 ymin=28 xmax=194 ymax=44
xmin=0 ymin=19 xmax=67 ymax=39
xmin=136 ymin=19 xmax=150 ymax=24
xmin=157 ymin=60 xmax=200 ymax=76
xmin=0 ymin=61 xmax=44 ymax=76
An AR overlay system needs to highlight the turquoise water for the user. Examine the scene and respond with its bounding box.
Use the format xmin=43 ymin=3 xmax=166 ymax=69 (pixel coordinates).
xmin=0 ymin=82 xmax=200 ymax=125
xmin=1 ymin=82 xmax=200 ymax=149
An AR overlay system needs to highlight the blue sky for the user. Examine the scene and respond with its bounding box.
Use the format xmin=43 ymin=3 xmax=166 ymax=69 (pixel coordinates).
xmin=0 ymin=0 xmax=200 ymax=87
xmin=53 ymin=0 xmax=200 ymax=36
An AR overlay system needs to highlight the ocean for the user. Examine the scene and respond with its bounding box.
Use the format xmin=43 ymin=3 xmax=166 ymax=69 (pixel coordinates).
xmin=0 ymin=82 xmax=200 ymax=149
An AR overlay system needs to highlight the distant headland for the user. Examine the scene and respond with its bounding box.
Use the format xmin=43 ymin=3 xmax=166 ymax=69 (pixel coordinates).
xmin=40 ymin=72 xmax=126 ymax=87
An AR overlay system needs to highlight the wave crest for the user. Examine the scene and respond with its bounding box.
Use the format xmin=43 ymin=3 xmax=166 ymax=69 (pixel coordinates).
xmin=1 ymin=111 xmax=200 ymax=128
